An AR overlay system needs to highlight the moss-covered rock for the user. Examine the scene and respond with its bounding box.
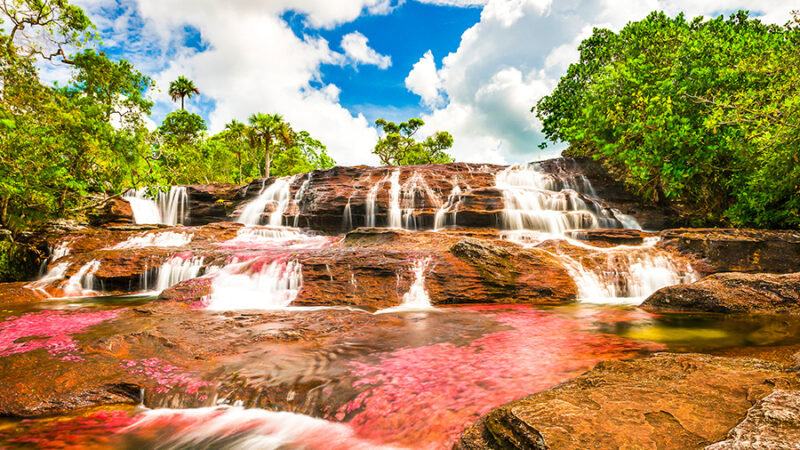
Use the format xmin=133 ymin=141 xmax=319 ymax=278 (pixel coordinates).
xmin=0 ymin=240 xmax=44 ymax=282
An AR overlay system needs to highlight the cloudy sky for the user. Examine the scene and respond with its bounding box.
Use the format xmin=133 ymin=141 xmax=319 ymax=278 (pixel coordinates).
xmin=71 ymin=0 xmax=796 ymax=166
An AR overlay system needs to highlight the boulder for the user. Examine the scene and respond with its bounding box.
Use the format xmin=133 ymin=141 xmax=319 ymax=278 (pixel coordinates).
xmin=88 ymin=198 xmax=134 ymax=226
xmin=707 ymin=390 xmax=800 ymax=449
xmin=456 ymin=353 xmax=800 ymax=449
xmin=660 ymin=228 xmax=800 ymax=274
xmin=642 ymin=272 xmax=800 ymax=314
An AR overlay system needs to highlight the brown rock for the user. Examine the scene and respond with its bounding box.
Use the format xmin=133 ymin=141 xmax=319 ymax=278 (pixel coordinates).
xmin=707 ymin=390 xmax=800 ymax=449
xmin=88 ymin=198 xmax=134 ymax=226
xmin=660 ymin=228 xmax=800 ymax=274
xmin=565 ymin=228 xmax=654 ymax=247
xmin=642 ymin=272 xmax=800 ymax=314
xmin=456 ymin=353 xmax=800 ymax=449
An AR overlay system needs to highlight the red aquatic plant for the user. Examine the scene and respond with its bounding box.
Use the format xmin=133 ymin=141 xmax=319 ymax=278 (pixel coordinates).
xmin=120 ymin=358 xmax=212 ymax=394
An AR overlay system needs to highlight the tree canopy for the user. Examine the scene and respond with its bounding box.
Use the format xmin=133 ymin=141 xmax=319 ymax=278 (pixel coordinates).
xmin=373 ymin=118 xmax=455 ymax=166
xmin=536 ymin=11 xmax=800 ymax=228
xmin=168 ymin=76 xmax=199 ymax=111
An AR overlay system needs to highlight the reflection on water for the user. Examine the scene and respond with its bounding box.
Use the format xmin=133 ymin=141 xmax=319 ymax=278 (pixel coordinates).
xmin=2 ymin=302 xmax=800 ymax=449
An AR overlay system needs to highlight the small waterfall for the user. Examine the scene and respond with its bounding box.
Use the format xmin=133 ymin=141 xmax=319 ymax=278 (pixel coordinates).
xmin=293 ymin=174 xmax=312 ymax=227
xmin=237 ymin=176 xmax=296 ymax=226
xmin=154 ymin=256 xmax=205 ymax=292
xmin=206 ymin=258 xmax=303 ymax=311
xmin=111 ymin=232 xmax=193 ymax=249
xmin=63 ymin=260 xmax=101 ymax=297
xmin=365 ymin=173 xmax=389 ymax=227
xmin=388 ymin=170 xmax=402 ymax=229
xmin=434 ymin=179 xmax=463 ymax=230
xmin=123 ymin=189 xmax=162 ymax=224
xmin=26 ymin=262 xmax=70 ymax=294
xmin=342 ymin=197 xmax=353 ymax=231
xmin=399 ymin=171 xmax=441 ymax=230
xmin=158 ymin=186 xmax=189 ymax=226
xmin=51 ymin=242 xmax=72 ymax=261
xmin=376 ymin=258 xmax=434 ymax=313
xmin=496 ymin=164 xmax=632 ymax=233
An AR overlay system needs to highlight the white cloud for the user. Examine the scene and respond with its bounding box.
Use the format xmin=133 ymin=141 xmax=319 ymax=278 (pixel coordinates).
xmin=405 ymin=50 xmax=444 ymax=107
xmin=341 ymin=31 xmax=392 ymax=69
xmin=408 ymin=0 xmax=796 ymax=164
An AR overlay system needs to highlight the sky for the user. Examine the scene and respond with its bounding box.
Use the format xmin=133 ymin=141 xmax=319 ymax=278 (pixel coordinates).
xmin=65 ymin=0 xmax=797 ymax=166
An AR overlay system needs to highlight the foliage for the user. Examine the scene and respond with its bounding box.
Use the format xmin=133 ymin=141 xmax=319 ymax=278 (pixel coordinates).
xmin=248 ymin=112 xmax=293 ymax=177
xmin=536 ymin=11 xmax=800 ymax=228
xmin=168 ymin=75 xmax=199 ymax=111
xmin=373 ymin=118 xmax=455 ymax=166
xmin=0 ymin=241 xmax=41 ymax=282
xmin=158 ymin=110 xmax=207 ymax=145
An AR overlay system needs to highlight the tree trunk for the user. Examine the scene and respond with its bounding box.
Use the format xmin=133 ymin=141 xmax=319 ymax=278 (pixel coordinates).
xmin=0 ymin=196 xmax=8 ymax=229
xmin=181 ymin=96 xmax=185 ymax=110
xmin=238 ymin=150 xmax=242 ymax=184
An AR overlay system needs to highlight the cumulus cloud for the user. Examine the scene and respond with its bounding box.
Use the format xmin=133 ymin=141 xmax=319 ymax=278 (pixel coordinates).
xmin=409 ymin=0 xmax=796 ymax=164
xmin=341 ymin=31 xmax=392 ymax=69
xmin=404 ymin=50 xmax=444 ymax=107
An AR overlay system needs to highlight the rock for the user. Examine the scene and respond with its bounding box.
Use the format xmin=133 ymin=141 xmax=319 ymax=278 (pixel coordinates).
xmin=184 ymin=184 xmax=240 ymax=226
xmin=456 ymin=353 xmax=800 ymax=449
xmin=642 ymin=272 xmax=800 ymax=314
xmin=565 ymin=228 xmax=653 ymax=247
xmin=88 ymin=198 xmax=134 ymax=226
xmin=660 ymin=228 xmax=800 ymax=274
xmin=707 ymin=390 xmax=800 ymax=449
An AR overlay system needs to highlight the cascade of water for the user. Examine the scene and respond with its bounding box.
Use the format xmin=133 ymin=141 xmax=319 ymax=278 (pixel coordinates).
xmin=206 ymin=258 xmax=303 ymax=310
xmin=388 ymin=170 xmax=402 ymax=228
xmin=111 ymin=232 xmax=193 ymax=249
xmin=496 ymin=164 xmax=632 ymax=233
xmin=158 ymin=186 xmax=189 ymax=226
xmin=376 ymin=258 xmax=434 ymax=313
xmin=399 ymin=171 xmax=442 ymax=230
xmin=237 ymin=177 xmax=296 ymax=226
xmin=123 ymin=189 xmax=162 ymax=224
xmin=434 ymin=178 xmax=463 ymax=230
xmin=154 ymin=256 xmax=205 ymax=292
xmin=342 ymin=197 xmax=353 ymax=231
xmin=63 ymin=260 xmax=101 ymax=297
xmin=365 ymin=173 xmax=389 ymax=227
xmin=51 ymin=242 xmax=72 ymax=261
xmin=26 ymin=262 xmax=70 ymax=294
xmin=293 ymin=174 xmax=312 ymax=227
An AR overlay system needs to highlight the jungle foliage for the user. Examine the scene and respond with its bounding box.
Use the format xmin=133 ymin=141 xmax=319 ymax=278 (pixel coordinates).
xmin=373 ymin=118 xmax=455 ymax=166
xmin=0 ymin=0 xmax=334 ymax=233
xmin=536 ymin=11 xmax=800 ymax=228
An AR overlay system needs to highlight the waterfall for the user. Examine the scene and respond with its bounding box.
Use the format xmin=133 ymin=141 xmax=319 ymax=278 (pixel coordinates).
xmin=388 ymin=170 xmax=402 ymax=229
xmin=365 ymin=173 xmax=389 ymax=227
xmin=158 ymin=186 xmax=188 ymax=226
xmin=123 ymin=189 xmax=162 ymax=224
xmin=434 ymin=179 xmax=463 ymax=230
xmin=293 ymin=174 xmax=312 ymax=227
xmin=342 ymin=197 xmax=353 ymax=231
xmin=496 ymin=164 xmax=634 ymax=234
xmin=26 ymin=262 xmax=70 ymax=295
xmin=111 ymin=232 xmax=193 ymax=249
xmin=375 ymin=258 xmax=434 ymax=313
xmin=237 ymin=176 xmax=296 ymax=226
xmin=63 ymin=260 xmax=101 ymax=297
xmin=154 ymin=256 xmax=205 ymax=292
xmin=206 ymin=258 xmax=303 ymax=311
xmin=123 ymin=186 xmax=189 ymax=225
xmin=51 ymin=242 xmax=72 ymax=261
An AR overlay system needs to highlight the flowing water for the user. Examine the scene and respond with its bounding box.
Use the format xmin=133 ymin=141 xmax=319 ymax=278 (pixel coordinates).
xmin=123 ymin=187 xmax=189 ymax=225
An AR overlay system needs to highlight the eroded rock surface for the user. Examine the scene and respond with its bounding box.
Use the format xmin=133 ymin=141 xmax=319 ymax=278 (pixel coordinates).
xmin=643 ymin=272 xmax=800 ymax=314
xmin=456 ymin=353 xmax=800 ymax=449
xmin=707 ymin=390 xmax=800 ymax=449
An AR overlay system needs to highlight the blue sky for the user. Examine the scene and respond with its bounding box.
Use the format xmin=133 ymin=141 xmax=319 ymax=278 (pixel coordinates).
xmin=70 ymin=0 xmax=794 ymax=166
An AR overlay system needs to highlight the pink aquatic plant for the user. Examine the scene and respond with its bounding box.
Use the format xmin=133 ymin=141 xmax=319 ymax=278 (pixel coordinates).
xmin=0 ymin=309 xmax=121 ymax=359
xmin=1 ymin=409 xmax=137 ymax=449
xmin=338 ymin=308 xmax=664 ymax=448
xmin=120 ymin=358 xmax=212 ymax=394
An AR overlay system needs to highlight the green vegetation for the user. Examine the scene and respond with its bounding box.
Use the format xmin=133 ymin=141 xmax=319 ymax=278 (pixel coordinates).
xmin=0 ymin=0 xmax=334 ymax=233
xmin=536 ymin=11 xmax=800 ymax=228
xmin=373 ymin=118 xmax=455 ymax=166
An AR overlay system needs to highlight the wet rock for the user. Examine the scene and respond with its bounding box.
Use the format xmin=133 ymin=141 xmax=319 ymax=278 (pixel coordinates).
xmin=565 ymin=229 xmax=653 ymax=247
xmin=456 ymin=353 xmax=800 ymax=449
xmin=660 ymin=228 xmax=800 ymax=274
xmin=707 ymin=390 xmax=800 ymax=449
xmin=0 ymin=282 xmax=51 ymax=306
xmin=184 ymin=184 xmax=240 ymax=226
xmin=642 ymin=272 xmax=800 ymax=314
xmin=88 ymin=198 xmax=134 ymax=226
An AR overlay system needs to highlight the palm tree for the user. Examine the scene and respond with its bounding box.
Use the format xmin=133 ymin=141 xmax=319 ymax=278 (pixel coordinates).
xmin=248 ymin=113 xmax=293 ymax=178
xmin=168 ymin=76 xmax=200 ymax=110
xmin=224 ymin=119 xmax=248 ymax=183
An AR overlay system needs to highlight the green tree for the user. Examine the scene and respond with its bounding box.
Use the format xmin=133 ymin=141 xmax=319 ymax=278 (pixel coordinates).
xmin=158 ymin=110 xmax=207 ymax=146
xmin=272 ymin=131 xmax=335 ymax=176
xmin=373 ymin=118 xmax=455 ymax=166
xmin=248 ymin=113 xmax=293 ymax=177
xmin=222 ymin=119 xmax=249 ymax=183
xmin=168 ymin=75 xmax=199 ymax=111
xmin=536 ymin=11 xmax=800 ymax=228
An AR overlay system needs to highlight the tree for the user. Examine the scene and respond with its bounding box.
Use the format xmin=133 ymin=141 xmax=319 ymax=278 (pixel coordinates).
xmin=373 ymin=118 xmax=455 ymax=166
xmin=158 ymin=110 xmax=207 ymax=146
xmin=271 ymin=131 xmax=335 ymax=176
xmin=222 ymin=119 xmax=248 ymax=183
xmin=248 ymin=113 xmax=293 ymax=177
xmin=535 ymin=11 xmax=800 ymax=228
xmin=168 ymin=75 xmax=199 ymax=110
